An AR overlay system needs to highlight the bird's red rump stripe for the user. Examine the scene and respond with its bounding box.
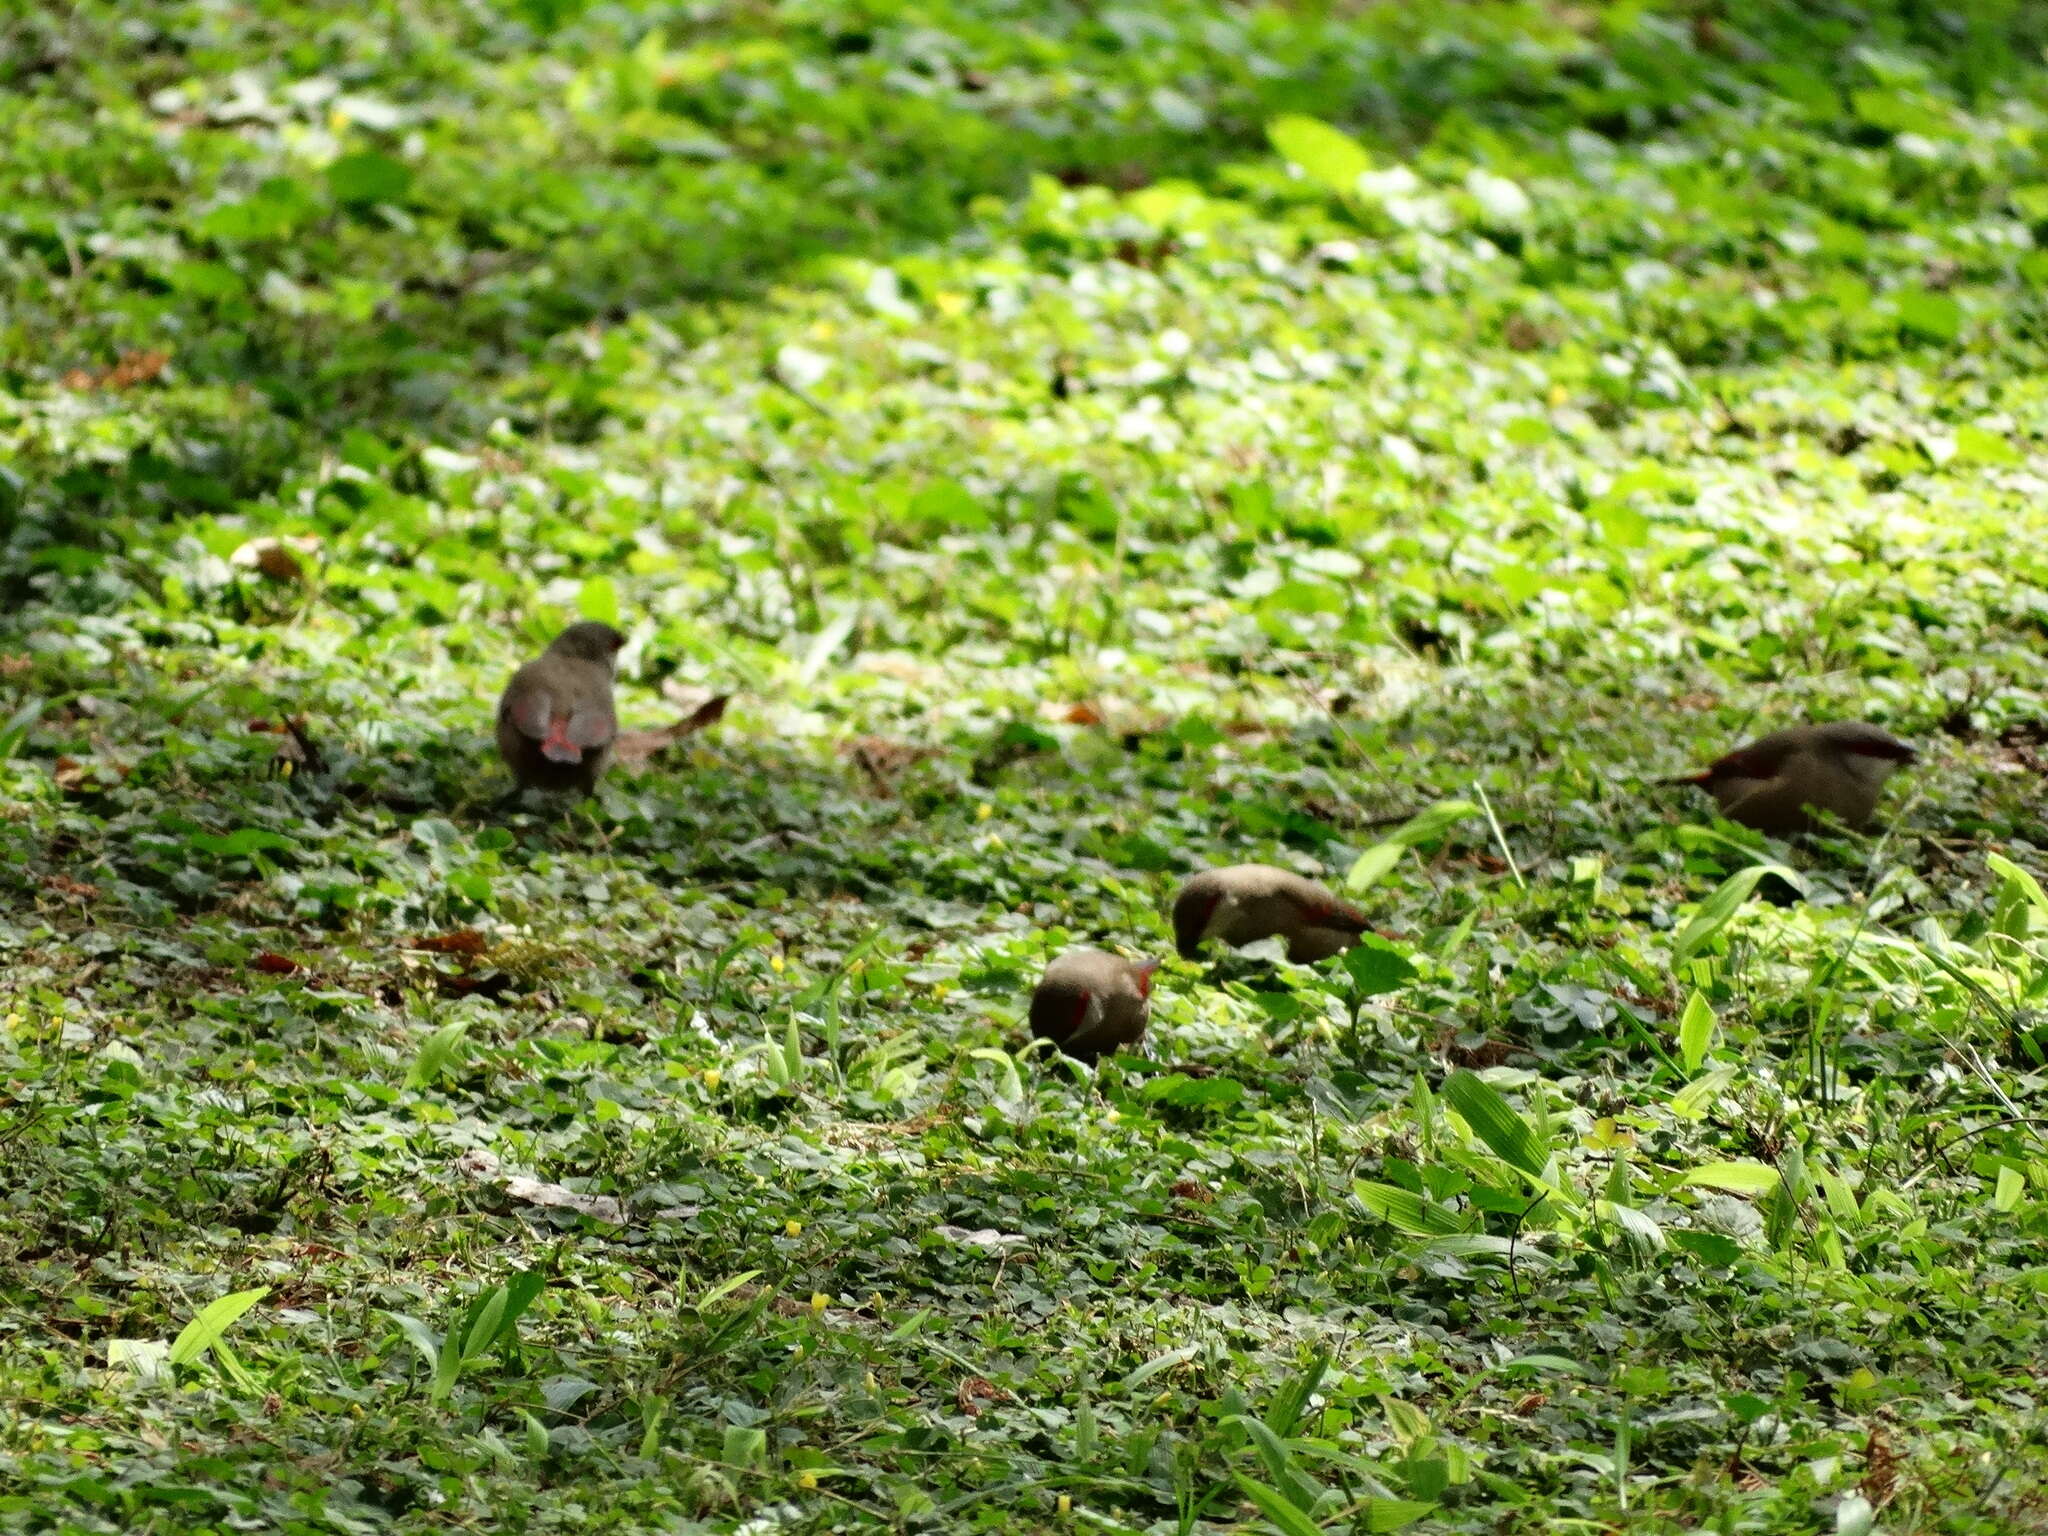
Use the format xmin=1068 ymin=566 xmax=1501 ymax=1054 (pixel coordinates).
xmin=1312 ymin=901 xmax=1369 ymax=932
xmin=540 ymin=717 xmax=583 ymax=763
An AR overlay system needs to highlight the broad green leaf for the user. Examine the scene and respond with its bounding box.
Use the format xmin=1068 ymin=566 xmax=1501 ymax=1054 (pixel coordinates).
xmin=168 ymin=1288 xmax=268 ymax=1369
xmin=431 ymin=1303 xmax=468 ymax=1402
xmin=407 ymin=1020 xmax=470 ymax=1088
xmin=1267 ymin=1349 xmax=1330 ymax=1439
xmin=1671 ymin=864 xmax=1802 ymax=965
xmin=1223 ymin=1415 xmax=1326 ymax=1513
xmin=494 ymin=1270 xmax=547 ymax=1345
xmin=1441 ymin=1071 xmax=1550 ymax=1179
xmin=1352 ymin=1181 xmax=1470 ymax=1236
xmin=1894 ymin=288 xmax=1961 ymax=342
xmin=461 ymin=1288 xmax=511 ymax=1366
xmin=1341 ymin=937 xmax=1416 ymax=996
xmin=1954 ymin=424 xmax=2020 ymax=465
xmin=1120 ymin=1344 xmax=1198 ymax=1392
xmin=106 ymin=1338 xmax=171 ymax=1380
xmin=208 ymin=1335 xmax=259 ymax=1393
xmin=1676 ymin=990 xmax=1715 ymax=1073
xmin=1389 ymin=798 xmax=1482 ymax=845
xmin=1995 ymin=1164 xmax=2024 ymax=1212
xmin=1669 ymin=1065 xmax=1738 ymax=1121
xmin=762 ymin=1027 xmax=793 ymax=1089
xmin=1232 ymin=1473 xmax=1327 ymax=1536
xmin=188 ymin=828 xmax=296 ymax=858
xmin=1598 ymin=1200 xmax=1666 ymax=1251
xmin=1348 ymin=800 xmax=1483 ymax=892
xmin=1679 ymin=1161 xmax=1781 ymax=1194
xmin=967 ymin=1047 xmax=1023 ymax=1111
xmin=386 ymin=1312 xmax=440 ymax=1374
xmin=0 ymin=697 xmax=42 ymax=760
xmin=327 ymin=150 xmax=412 ymax=207
xmin=1266 ymin=115 xmax=1371 ymax=198
xmin=1346 ymin=840 xmax=1405 ymax=894
xmin=1073 ymin=1388 xmax=1098 ymax=1460
xmin=1670 ymin=1230 xmax=1745 ymax=1266
xmin=1413 ymin=1233 xmax=1520 ymax=1262
xmin=721 ymin=1425 xmax=767 ymax=1468
xmin=1360 ymin=1498 xmax=1436 ymax=1532
xmin=693 ymin=1271 xmax=762 ymax=1310
xmin=1818 ymin=1171 xmax=1862 ymax=1226
xmin=1988 ymin=853 xmax=2048 ymax=910
xmin=578 ymin=576 xmax=619 ymax=626
xmin=1500 ymin=1353 xmax=1597 ymax=1378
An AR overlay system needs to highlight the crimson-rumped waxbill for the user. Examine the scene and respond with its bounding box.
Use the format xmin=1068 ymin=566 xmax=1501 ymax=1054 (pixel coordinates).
xmin=496 ymin=621 xmax=625 ymax=796
xmin=1029 ymin=949 xmax=1159 ymax=1062
xmin=1670 ymin=721 xmax=1917 ymax=834
xmin=1172 ymin=864 xmax=1370 ymax=963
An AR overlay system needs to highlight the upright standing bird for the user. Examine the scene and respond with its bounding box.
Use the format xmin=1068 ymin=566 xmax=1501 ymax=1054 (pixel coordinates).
xmin=1670 ymin=721 xmax=1917 ymax=834
xmin=496 ymin=621 xmax=625 ymax=796
xmin=1029 ymin=949 xmax=1160 ymax=1062
xmin=1172 ymin=864 xmax=1371 ymax=963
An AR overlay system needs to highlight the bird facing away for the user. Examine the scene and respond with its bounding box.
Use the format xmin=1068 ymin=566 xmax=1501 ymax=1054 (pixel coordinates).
xmin=1672 ymin=721 xmax=1917 ymax=834
xmin=496 ymin=621 xmax=625 ymax=796
xmin=1172 ymin=864 xmax=1371 ymax=963
xmin=1029 ymin=949 xmax=1159 ymax=1063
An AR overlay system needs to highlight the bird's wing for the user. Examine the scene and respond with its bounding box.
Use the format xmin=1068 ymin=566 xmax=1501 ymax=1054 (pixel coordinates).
xmin=1318 ymin=897 xmax=1371 ymax=934
xmin=1031 ymin=985 xmax=1094 ymax=1047
xmin=1703 ymin=737 xmax=1791 ymax=782
xmin=564 ymin=695 xmax=617 ymax=748
xmin=503 ymin=681 xmax=553 ymax=740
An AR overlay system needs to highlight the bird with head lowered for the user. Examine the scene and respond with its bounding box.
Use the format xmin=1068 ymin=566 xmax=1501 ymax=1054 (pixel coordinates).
xmin=496 ymin=621 xmax=626 ymax=798
xmin=1669 ymin=721 xmax=1917 ymax=835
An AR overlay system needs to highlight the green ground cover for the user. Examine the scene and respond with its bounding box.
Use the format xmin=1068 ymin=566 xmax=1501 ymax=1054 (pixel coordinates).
xmin=4 ymin=1 xmax=2048 ymax=1530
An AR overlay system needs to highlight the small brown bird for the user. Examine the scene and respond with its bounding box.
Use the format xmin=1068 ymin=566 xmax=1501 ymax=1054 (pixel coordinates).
xmin=496 ymin=621 xmax=625 ymax=796
xmin=1029 ymin=949 xmax=1160 ymax=1062
xmin=1670 ymin=721 xmax=1917 ymax=834
xmin=1172 ymin=864 xmax=1371 ymax=963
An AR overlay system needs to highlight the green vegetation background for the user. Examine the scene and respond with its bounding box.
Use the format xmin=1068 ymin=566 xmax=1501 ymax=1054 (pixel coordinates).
xmin=4 ymin=0 xmax=2048 ymax=1531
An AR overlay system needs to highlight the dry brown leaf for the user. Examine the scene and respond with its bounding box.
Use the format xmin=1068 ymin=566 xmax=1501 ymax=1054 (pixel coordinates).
xmin=1861 ymin=1424 xmax=1899 ymax=1506
xmin=842 ymin=736 xmax=939 ymax=796
xmin=267 ymin=716 xmax=326 ymax=778
xmin=250 ymin=952 xmax=302 ymax=975
xmin=955 ymin=1377 xmax=1005 ymax=1417
xmin=411 ymin=929 xmax=489 ymax=957
xmin=52 ymin=756 xmax=124 ymax=794
xmin=254 ymin=544 xmax=305 ymax=583
xmin=63 ymin=350 xmax=170 ymax=392
xmin=502 ymin=1175 xmax=626 ymax=1224
xmin=230 ymin=535 xmax=319 ymax=584
xmin=435 ymin=972 xmax=513 ymax=1001
xmin=0 ymin=655 xmax=31 ymax=679
xmin=1171 ymin=1179 xmax=1214 ymax=1203
xmin=42 ymin=873 xmax=100 ymax=900
xmin=455 ymin=1149 xmax=629 ymax=1224
xmin=613 ymin=694 xmax=730 ymax=768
